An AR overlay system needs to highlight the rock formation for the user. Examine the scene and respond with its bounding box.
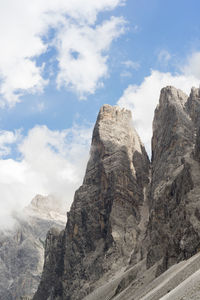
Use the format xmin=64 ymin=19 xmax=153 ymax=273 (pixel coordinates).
xmin=0 ymin=195 xmax=66 ymax=300
xmin=146 ymin=86 xmax=200 ymax=275
xmin=33 ymin=86 xmax=200 ymax=300
xmin=33 ymin=104 xmax=150 ymax=300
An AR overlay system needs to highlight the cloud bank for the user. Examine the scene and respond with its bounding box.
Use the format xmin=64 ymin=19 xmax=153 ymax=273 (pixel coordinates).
xmin=0 ymin=125 xmax=92 ymax=229
xmin=0 ymin=0 xmax=126 ymax=106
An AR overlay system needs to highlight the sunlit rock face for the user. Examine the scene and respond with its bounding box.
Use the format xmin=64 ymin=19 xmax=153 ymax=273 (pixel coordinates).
xmin=33 ymin=104 xmax=150 ymax=300
xmin=33 ymin=87 xmax=200 ymax=300
xmin=0 ymin=195 xmax=66 ymax=300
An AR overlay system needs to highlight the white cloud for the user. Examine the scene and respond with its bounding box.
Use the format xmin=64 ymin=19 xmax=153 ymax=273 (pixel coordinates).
xmin=181 ymin=51 xmax=200 ymax=80
xmin=132 ymin=25 xmax=140 ymax=33
xmin=120 ymin=60 xmax=140 ymax=79
xmin=122 ymin=60 xmax=140 ymax=70
xmin=0 ymin=0 xmax=126 ymax=106
xmin=117 ymin=70 xmax=199 ymax=156
xmin=56 ymin=17 xmax=125 ymax=97
xmin=0 ymin=130 xmax=21 ymax=157
xmin=120 ymin=71 xmax=132 ymax=78
xmin=0 ymin=124 xmax=92 ymax=229
xmin=36 ymin=102 xmax=45 ymax=112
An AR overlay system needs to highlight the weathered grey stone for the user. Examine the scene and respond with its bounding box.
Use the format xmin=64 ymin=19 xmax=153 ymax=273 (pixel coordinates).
xmin=33 ymin=104 xmax=150 ymax=300
xmin=0 ymin=195 xmax=65 ymax=300
xmin=34 ymin=87 xmax=200 ymax=300
xmin=147 ymin=86 xmax=200 ymax=275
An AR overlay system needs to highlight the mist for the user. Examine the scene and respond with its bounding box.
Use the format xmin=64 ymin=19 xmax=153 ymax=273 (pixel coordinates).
xmin=0 ymin=124 xmax=92 ymax=229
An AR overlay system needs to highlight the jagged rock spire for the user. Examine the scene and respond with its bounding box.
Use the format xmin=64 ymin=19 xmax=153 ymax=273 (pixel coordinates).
xmin=147 ymin=86 xmax=200 ymax=275
xmin=33 ymin=104 xmax=150 ymax=300
xmin=33 ymin=87 xmax=200 ymax=300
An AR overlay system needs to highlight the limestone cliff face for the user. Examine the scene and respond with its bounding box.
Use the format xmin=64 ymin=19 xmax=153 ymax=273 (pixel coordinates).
xmin=0 ymin=195 xmax=65 ymax=300
xmin=33 ymin=105 xmax=150 ymax=300
xmin=147 ymin=86 xmax=200 ymax=275
xmin=34 ymin=88 xmax=200 ymax=300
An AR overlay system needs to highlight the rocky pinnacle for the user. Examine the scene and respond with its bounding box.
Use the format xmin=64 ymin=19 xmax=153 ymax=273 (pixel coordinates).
xmin=33 ymin=104 xmax=150 ymax=300
xmin=147 ymin=86 xmax=200 ymax=276
xmin=34 ymin=87 xmax=200 ymax=300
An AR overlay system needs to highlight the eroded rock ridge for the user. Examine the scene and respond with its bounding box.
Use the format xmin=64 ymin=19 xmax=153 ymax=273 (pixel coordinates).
xmin=34 ymin=86 xmax=200 ymax=300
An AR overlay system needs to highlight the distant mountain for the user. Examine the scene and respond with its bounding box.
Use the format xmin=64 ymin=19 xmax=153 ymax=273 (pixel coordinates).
xmin=0 ymin=194 xmax=66 ymax=300
xmin=32 ymin=86 xmax=200 ymax=299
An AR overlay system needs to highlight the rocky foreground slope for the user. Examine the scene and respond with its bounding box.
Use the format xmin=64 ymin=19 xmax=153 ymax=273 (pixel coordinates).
xmin=34 ymin=86 xmax=200 ymax=300
xmin=0 ymin=195 xmax=66 ymax=300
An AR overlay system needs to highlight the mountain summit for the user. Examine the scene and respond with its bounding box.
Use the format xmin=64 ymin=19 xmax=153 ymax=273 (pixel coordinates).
xmin=34 ymin=87 xmax=200 ymax=300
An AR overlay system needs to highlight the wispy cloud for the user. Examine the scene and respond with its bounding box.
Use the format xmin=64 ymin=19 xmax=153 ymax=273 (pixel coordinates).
xmin=36 ymin=102 xmax=45 ymax=113
xmin=120 ymin=71 xmax=132 ymax=78
xmin=120 ymin=60 xmax=140 ymax=79
xmin=122 ymin=60 xmax=140 ymax=70
xmin=158 ymin=50 xmax=171 ymax=65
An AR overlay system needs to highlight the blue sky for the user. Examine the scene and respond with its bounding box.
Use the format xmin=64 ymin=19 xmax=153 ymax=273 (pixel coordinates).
xmin=0 ymin=0 xmax=200 ymax=227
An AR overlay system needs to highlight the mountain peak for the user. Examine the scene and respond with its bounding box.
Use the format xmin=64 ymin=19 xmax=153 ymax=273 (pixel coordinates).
xmin=190 ymin=86 xmax=200 ymax=99
xmin=98 ymin=104 xmax=132 ymax=122
xmin=33 ymin=86 xmax=200 ymax=300
xmin=92 ymin=104 xmax=143 ymax=161
xmin=159 ymin=86 xmax=188 ymax=107
xmin=29 ymin=194 xmax=64 ymax=213
xmin=33 ymin=104 xmax=150 ymax=300
xmin=24 ymin=194 xmax=66 ymax=224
